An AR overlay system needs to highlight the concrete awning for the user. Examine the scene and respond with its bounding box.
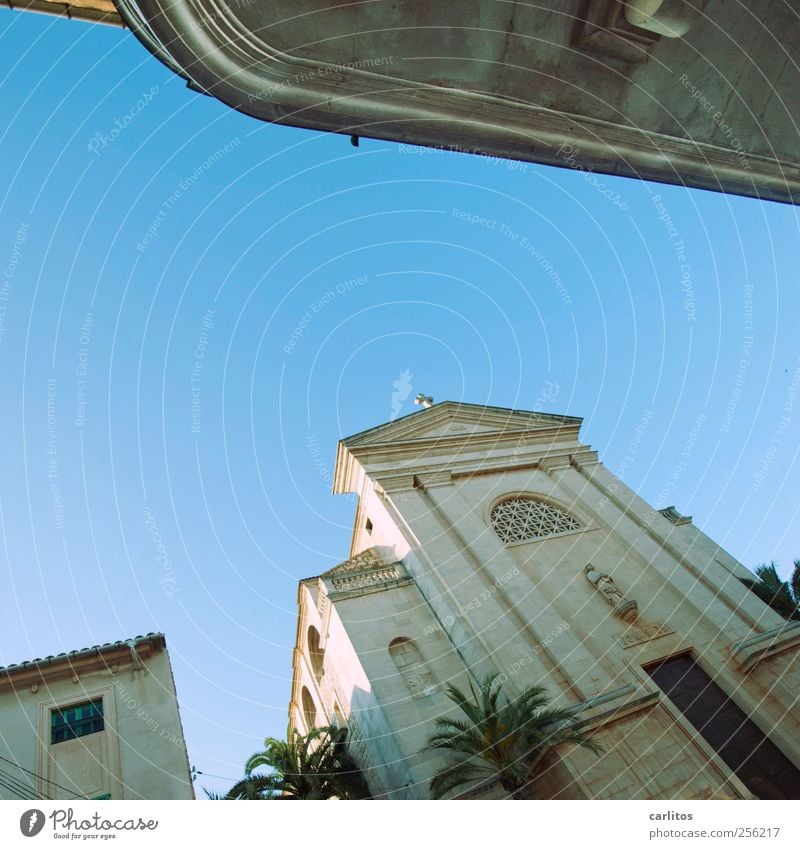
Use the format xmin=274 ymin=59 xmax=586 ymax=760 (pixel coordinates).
xmin=109 ymin=0 xmax=798 ymax=204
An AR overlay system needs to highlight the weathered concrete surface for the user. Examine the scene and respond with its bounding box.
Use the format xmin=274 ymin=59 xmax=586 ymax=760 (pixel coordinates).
xmin=112 ymin=0 xmax=799 ymax=203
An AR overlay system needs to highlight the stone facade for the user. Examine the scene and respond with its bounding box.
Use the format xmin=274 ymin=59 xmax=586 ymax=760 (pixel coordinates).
xmin=288 ymin=402 xmax=800 ymax=799
xmin=0 ymin=633 xmax=194 ymax=800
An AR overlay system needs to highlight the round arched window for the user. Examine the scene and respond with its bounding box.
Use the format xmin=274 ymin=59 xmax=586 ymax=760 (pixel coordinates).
xmin=301 ymin=687 xmax=317 ymax=730
xmin=307 ymin=626 xmax=324 ymax=682
xmin=490 ymin=496 xmax=580 ymax=544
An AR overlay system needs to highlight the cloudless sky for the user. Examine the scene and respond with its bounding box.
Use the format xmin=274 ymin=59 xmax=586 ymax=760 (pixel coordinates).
xmin=0 ymin=11 xmax=798 ymax=796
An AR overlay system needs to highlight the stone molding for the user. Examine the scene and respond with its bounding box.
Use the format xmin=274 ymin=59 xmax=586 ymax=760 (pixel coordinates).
xmin=574 ymin=690 xmax=661 ymax=732
xmin=334 ymin=402 xmax=585 ymax=493
xmin=620 ymin=622 xmax=676 ymax=649
xmin=730 ymin=621 xmax=800 ymax=672
xmin=659 ymin=506 xmax=692 ymax=525
xmin=412 ymin=470 xmax=453 ymax=490
xmin=320 ymin=546 xmax=413 ymax=600
xmin=364 ymin=448 xmax=600 ymax=500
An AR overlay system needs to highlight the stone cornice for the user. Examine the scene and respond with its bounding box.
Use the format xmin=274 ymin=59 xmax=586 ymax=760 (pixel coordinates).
xmin=333 ymin=402 xmax=585 ymax=493
xmin=328 ymin=575 xmax=415 ymax=602
xmin=361 ymin=447 xmax=599 ymax=498
xmin=339 ymin=445 xmax=594 ymax=497
xmin=730 ymin=621 xmax=800 ymax=672
xmin=295 ymin=547 xmax=417 ymax=601
xmin=342 ymin=402 xmax=581 ymax=446
xmin=572 ymin=689 xmax=660 ymax=732
xmin=346 ymin=425 xmax=581 ymax=462
xmin=413 ymin=470 xmax=453 ymax=489
xmin=320 ymin=546 xmax=396 ymax=577
xmin=323 ymin=550 xmax=410 ymax=599
xmin=376 ymin=474 xmax=417 ymax=495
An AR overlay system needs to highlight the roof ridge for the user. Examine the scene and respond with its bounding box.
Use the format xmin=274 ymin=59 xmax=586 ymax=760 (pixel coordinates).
xmin=0 ymin=632 xmax=165 ymax=674
xmin=341 ymin=400 xmax=581 ymax=446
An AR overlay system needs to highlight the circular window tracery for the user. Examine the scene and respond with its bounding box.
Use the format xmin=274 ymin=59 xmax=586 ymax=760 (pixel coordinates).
xmin=490 ymin=496 xmax=580 ymax=544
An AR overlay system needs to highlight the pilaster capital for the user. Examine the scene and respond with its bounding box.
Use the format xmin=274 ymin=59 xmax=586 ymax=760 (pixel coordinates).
xmin=413 ymin=470 xmax=453 ymax=490
xmin=376 ymin=474 xmax=417 ymax=494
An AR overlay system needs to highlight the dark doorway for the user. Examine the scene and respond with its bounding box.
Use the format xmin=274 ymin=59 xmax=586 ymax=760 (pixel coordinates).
xmin=645 ymin=654 xmax=800 ymax=799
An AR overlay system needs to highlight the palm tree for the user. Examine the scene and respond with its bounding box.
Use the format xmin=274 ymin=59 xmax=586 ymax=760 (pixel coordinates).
xmin=741 ymin=560 xmax=800 ymax=620
xmin=220 ymin=725 xmax=370 ymax=799
xmin=427 ymin=673 xmax=602 ymax=800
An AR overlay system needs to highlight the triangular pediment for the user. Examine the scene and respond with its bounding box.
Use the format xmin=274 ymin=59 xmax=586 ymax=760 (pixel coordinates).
xmin=343 ymin=401 xmax=581 ymax=448
xmin=317 ymin=546 xmax=409 ymax=596
xmin=319 ymin=545 xmax=399 ymax=578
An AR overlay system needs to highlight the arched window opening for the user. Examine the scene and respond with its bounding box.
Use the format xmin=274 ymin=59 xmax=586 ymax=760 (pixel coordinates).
xmin=301 ymin=686 xmax=317 ymax=731
xmin=389 ymin=637 xmax=436 ymax=698
xmin=490 ymin=496 xmax=580 ymax=544
xmin=307 ymin=625 xmax=325 ymax=682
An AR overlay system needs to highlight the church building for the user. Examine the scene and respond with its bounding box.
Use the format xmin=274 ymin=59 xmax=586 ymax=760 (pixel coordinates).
xmin=288 ymin=401 xmax=800 ymax=799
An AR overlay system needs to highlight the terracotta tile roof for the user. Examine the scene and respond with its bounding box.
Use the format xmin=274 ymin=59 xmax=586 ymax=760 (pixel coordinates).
xmin=0 ymin=633 xmax=165 ymax=675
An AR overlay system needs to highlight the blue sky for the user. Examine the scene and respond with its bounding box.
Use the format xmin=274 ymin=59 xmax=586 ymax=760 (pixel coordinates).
xmin=1 ymin=11 xmax=798 ymax=796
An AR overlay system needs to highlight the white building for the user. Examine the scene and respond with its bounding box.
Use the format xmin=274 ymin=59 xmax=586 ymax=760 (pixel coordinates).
xmin=289 ymin=401 xmax=800 ymax=799
xmin=0 ymin=632 xmax=194 ymax=800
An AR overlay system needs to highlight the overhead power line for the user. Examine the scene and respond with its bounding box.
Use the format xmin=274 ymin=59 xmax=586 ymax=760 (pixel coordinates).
xmin=0 ymin=768 xmax=48 ymax=801
xmin=0 ymin=753 xmax=87 ymax=799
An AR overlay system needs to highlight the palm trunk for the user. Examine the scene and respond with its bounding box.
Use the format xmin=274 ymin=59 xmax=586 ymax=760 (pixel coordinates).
xmin=508 ymin=778 xmax=537 ymax=800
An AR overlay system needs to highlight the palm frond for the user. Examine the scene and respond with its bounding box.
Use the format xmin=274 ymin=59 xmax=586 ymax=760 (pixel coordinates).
xmin=222 ymin=724 xmax=371 ymax=800
xmin=225 ymin=774 xmax=283 ymax=800
xmin=429 ymin=759 xmax=494 ymax=799
xmin=791 ymin=561 xmax=800 ymax=609
xmin=743 ymin=561 xmax=800 ymax=619
xmin=426 ymin=672 xmax=601 ymax=799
